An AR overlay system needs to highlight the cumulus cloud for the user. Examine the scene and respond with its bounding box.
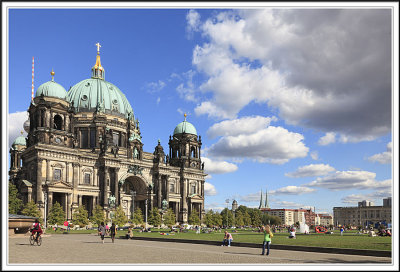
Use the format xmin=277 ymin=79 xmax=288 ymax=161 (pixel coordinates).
xmin=239 ymin=191 xmax=263 ymax=203
xmin=201 ymin=157 xmax=238 ymax=174
xmin=305 ymin=171 xmax=392 ymax=191
xmin=285 ymin=164 xmax=335 ymax=178
xmin=368 ymin=142 xmax=392 ymax=164
xmin=8 ymin=111 xmax=28 ymax=149
xmin=318 ymin=132 xmax=336 ymax=146
xmin=272 ymin=200 xmax=306 ymax=209
xmin=270 ymin=186 xmax=316 ymax=195
xmin=190 ymin=9 xmax=391 ymax=141
xmin=176 ymin=70 xmax=197 ymax=102
xmin=204 ymin=182 xmax=217 ymax=196
xmin=207 ymin=116 xmax=277 ymax=139
xmin=207 ymin=125 xmax=309 ymax=164
xmin=341 ymin=188 xmax=392 ymax=205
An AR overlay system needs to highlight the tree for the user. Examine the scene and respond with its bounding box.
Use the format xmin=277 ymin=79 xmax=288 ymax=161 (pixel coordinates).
xmin=234 ymin=210 xmax=244 ymax=227
xmin=204 ymin=210 xmax=215 ymax=227
xmin=9 ymin=182 xmax=22 ymax=214
xmin=212 ymin=212 xmax=223 ymax=227
xmin=243 ymin=211 xmax=252 ymax=226
xmin=47 ymin=202 xmax=65 ymax=226
xmin=220 ymin=208 xmax=234 ymax=227
xmin=72 ymin=205 xmax=89 ymax=227
xmin=91 ymin=205 xmax=105 ymax=227
xmin=21 ymin=201 xmax=42 ymax=223
xmin=251 ymin=209 xmax=262 ymax=227
xmin=148 ymin=207 xmax=161 ymax=227
xmin=132 ymin=207 xmax=144 ymax=225
xmin=269 ymin=215 xmax=282 ymax=226
xmin=113 ymin=205 xmax=128 ymax=227
xmin=188 ymin=211 xmax=201 ymax=225
xmin=163 ymin=208 xmax=176 ymax=228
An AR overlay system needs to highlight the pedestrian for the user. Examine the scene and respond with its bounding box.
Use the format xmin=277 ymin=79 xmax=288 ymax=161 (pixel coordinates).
xmin=105 ymin=224 xmax=110 ymax=236
xmin=221 ymin=231 xmax=233 ymax=247
xmin=110 ymin=223 xmax=117 ymax=243
xmin=261 ymin=225 xmax=274 ymax=256
xmin=340 ymin=226 xmax=344 ymax=236
xmin=127 ymin=226 xmax=134 ymax=239
xmin=98 ymin=222 xmax=106 ymax=244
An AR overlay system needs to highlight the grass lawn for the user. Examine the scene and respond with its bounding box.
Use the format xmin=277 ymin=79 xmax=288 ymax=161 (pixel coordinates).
xmin=45 ymin=228 xmax=391 ymax=251
xmin=125 ymin=229 xmax=392 ymax=251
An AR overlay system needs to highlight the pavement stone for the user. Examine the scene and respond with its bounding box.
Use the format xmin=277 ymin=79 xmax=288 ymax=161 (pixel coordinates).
xmin=8 ymin=234 xmax=392 ymax=265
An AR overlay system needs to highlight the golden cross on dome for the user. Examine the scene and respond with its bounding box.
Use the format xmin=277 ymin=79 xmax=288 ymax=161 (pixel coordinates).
xmin=51 ymin=68 xmax=55 ymax=81
xmin=95 ymin=42 xmax=101 ymax=54
xmin=184 ymin=113 xmax=187 ymax=121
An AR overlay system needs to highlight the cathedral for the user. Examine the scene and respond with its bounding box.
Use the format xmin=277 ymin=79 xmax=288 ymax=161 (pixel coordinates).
xmin=9 ymin=44 xmax=206 ymax=224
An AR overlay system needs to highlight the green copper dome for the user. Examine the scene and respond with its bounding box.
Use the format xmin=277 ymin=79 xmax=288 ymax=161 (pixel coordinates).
xmin=12 ymin=136 xmax=26 ymax=147
xmin=173 ymin=120 xmax=197 ymax=136
xmin=35 ymin=80 xmax=67 ymax=100
xmin=67 ymin=78 xmax=134 ymax=118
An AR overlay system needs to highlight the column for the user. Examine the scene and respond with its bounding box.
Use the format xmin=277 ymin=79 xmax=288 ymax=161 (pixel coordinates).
xmin=182 ymin=178 xmax=188 ymax=211
xmin=78 ymin=195 xmax=83 ymax=206
xmin=46 ymin=159 xmax=51 ymax=182
xmin=93 ymin=168 xmax=98 ymax=187
xmin=27 ymin=187 xmax=32 ymax=203
xmin=92 ymin=196 xmax=96 ymax=214
xmin=201 ymin=181 xmax=204 ymax=197
xmin=158 ymin=175 xmax=162 ymax=208
xmin=103 ymin=166 xmax=109 ymax=208
xmin=67 ymin=193 xmax=72 ymax=220
xmin=72 ymin=163 xmax=80 ymax=205
xmin=66 ymin=162 xmax=69 ymax=183
xmin=114 ymin=168 xmax=120 ymax=206
xmin=48 ymin=191 xmax=53 ymax=211
xmin=46 ymin=111 xmax=51 ymax=128
xmin=64 ymin=193 xmax=68 ymax=219
xmin=36 ymin=158 xmax=44 ymax=204
xmin=50 ymin=111 xmax=54 ymax=129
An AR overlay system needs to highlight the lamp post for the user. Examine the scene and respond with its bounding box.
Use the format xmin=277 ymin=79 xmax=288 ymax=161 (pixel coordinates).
xmin=145 ymin=199 xmax=148 ymax=230
xmin=225 ymin=199 xmax=229 ymax=228
xmin=44 ymin=192 xmax=48 ymax=230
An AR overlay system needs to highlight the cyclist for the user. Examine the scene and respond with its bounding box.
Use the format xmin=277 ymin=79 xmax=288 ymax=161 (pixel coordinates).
xmin=30 ymin=219 xmax=43 ymax=242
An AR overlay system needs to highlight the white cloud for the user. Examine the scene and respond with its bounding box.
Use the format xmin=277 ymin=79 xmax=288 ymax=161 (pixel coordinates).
xmin=272 ymin=200 xmax=306 ymax=209
xmin=239 ymin=191 xmax=263 ymax=203
xmin=207 ymin=116 xmax=277 ymax=139
xmin=318 ymin=132 xmax=336 ymax=146
xmin=190 ymin=9 xmax=391 ymax=141
xmin=145 ymin=80 xmax=166 ymax=93
xmin=205 ymin=202 xmax=224 ymax=212
xmin=341 ymin=188 xmax=392 ymax=205
xmin=201 ymin=157 xmax=238 ymax=174
xmin=8 ymin=111 xmax=28 ymax=149
xmin=208 ymin=125 xmax=309 ymax=164
xmin=306 ymin=171 xmax=392 ymax=191
xmin=270 ymin=186 xmax=316 ymax=195
xmin=156 ymin=97 xmax=161 ymax=105
xmin=186 ymin=9 xmax=201 ymax=34
xmin=176 ymin=70 xmax=197 ymax=102
xmin=204 ymin=182 xmax=217 ymax=196
xmin=310 ymin=151 xmax=319 ymax=160
xmin=285 ymin=164 xmax=335 ymax=178
xmin=368 ymin=142 xmax=392 ymax=164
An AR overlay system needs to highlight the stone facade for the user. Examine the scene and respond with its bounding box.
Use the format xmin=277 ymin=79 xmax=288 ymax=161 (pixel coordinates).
xmin=9 ymin=48 xmax=206 ymax=225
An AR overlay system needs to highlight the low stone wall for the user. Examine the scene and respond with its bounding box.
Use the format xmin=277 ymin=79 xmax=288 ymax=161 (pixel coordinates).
xmin=8 ymin=215 xmax=37 ymax=235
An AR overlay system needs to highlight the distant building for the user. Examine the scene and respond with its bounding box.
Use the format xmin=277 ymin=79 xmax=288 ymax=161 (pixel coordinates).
xmin=317 ymin=214 xmax=334 ymax=226
xmin=231 ymin=199 xmax=238 ymax=212
xmin=333 ymin=197 xmax=392 ymax=227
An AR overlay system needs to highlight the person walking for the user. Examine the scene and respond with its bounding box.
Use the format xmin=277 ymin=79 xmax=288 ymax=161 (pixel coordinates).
xmin=98 ymin=222 xmax=106 ymax=244
xmin=105 ymin=224 xmax=110 ymax=236
xmin=221 ymin=231 xmax=233 ymax=247
xmin=110 ymin=223 xmax=117 ymax=243
xmin=340 ymin=226 xmax=344 ymax=236
xmin=261 ymin=225 xmax=274 ymax=256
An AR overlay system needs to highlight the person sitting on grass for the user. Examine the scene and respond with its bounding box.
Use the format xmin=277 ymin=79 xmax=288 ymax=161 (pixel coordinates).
xmin=221 ymin=231 xmax=233 ymax=247
xmin=288 ymin=229 xmax=296 ymax=239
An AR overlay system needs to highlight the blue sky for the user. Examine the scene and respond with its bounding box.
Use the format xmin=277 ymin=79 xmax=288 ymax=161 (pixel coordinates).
xmin=5 ymin=5 xmax=397 ymax=216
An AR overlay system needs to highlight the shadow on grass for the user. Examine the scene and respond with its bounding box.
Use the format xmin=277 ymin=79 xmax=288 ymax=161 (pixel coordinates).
xmin=303 ymin=258 xmax=391 ymax=264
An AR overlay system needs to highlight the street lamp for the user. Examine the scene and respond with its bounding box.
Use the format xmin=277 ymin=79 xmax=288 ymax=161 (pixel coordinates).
xmin=145 ymin=199 xmax=148 ymax=230
xmin=225 ymin=199 xmax=230 ymax=228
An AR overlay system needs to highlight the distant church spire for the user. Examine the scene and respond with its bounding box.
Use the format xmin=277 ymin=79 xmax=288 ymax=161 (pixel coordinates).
xmin=92 ymin=42 xmax=105 ymax=80
xmin=259 ymin=188 xmax=265 ymax=209
xmin=265 ymin=188 xmax=269 ymax=209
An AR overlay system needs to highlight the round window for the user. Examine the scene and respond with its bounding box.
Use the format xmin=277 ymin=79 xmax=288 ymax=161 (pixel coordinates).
xmin=112 ymin=99 xmax=118 ymax=104
xmin=82 ymin=95 xmax=88 ymax=101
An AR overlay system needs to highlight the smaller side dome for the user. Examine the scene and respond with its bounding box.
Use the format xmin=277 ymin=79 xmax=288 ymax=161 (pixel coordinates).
xmin=35 ymin=80 xmax=67 ymax=100
xmin=12 ymin=135 xmax=26 ymax=147
xmin=173 ymin=120 xmax=197 ymax=136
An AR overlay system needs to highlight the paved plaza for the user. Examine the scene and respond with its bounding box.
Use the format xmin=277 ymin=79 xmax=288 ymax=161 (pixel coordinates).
xmin=8 ymin=234 xmax=391 ymax=265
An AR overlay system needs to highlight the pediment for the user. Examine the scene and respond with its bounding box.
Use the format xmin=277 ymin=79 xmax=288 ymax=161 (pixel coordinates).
xmin=189 ymin=194 xmax=203 ymax=200
xmin=46 ymin=180 xmax=73 ymax=189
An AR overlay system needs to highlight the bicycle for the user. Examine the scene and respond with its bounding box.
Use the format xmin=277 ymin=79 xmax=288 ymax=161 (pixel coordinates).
xmin=29 ymin=232 xmax=42 ymax=246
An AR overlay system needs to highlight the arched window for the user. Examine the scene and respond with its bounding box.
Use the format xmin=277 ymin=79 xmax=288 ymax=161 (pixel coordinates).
xmin=191 ymin=147 xmax=196 ymax=158
xmin=54 ymin=114 xmax=63 ymax=130
xmin=169 ymin=183 xmax=175 ymax=193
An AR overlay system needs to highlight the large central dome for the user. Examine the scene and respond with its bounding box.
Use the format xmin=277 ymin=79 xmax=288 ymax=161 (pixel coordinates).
xmin=67 ymin=78 xmax=134 ymax=118
xmin=67 ymin=45 xmax=134 ymax=119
